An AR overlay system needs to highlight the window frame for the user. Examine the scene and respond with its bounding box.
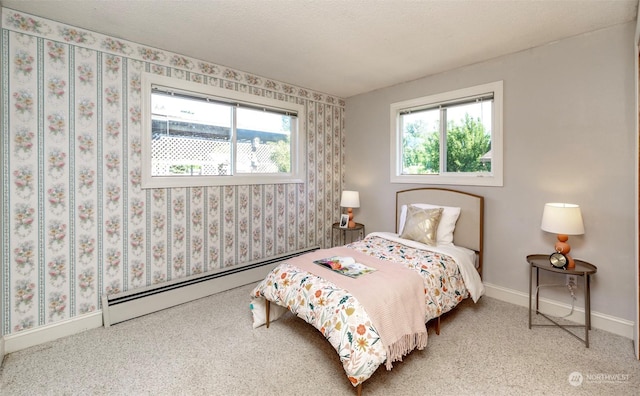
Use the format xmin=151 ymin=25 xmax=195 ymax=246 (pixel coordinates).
xmin=390 ymin=81 xmax=503 ymax=187
xmin=141 ymin=73 xmax=306 ymax=188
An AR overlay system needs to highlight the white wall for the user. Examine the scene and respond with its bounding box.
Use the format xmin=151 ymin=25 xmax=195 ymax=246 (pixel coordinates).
xmin=345 ymin=22 xmax=636 ymax=323
xmin=635 ymin=2 xmax=640 ymax=358
xmin=0 ymin=5 xmax=5 ymax=364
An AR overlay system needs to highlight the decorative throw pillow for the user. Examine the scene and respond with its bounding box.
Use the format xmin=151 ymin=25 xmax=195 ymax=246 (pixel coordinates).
xmin=399 ymin=204 xmax=461 ymax=246
xmin=399 ymin=206 xmax=443 ymax=246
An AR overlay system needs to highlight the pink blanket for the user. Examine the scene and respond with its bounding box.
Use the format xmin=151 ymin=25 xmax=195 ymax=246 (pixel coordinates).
xmin=287 ymin=247 xmax=428 ymax=369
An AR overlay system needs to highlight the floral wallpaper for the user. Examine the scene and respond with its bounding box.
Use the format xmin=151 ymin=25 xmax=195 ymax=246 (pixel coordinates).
xmin=1 ymin=9 xmax=345 ymax=336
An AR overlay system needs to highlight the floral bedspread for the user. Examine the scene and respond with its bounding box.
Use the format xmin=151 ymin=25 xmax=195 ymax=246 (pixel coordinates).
xmin=250 ymin=234 xmax=470 ymax=387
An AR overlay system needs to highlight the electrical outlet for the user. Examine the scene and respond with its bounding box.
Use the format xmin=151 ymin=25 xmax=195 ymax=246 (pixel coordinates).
xmin=566 ymin=274 xmax=578 ymax=287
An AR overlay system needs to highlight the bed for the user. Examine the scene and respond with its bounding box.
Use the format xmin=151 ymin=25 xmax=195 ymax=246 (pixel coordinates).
xmin=250 ymin=188 xmax=484 ymax=394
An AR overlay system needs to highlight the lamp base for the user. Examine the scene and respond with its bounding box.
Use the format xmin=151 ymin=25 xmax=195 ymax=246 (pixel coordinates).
xmin=347 ymin=208 xmax=356 ymax=228
xmin=555 ymin=234 xmax=575 ymax=269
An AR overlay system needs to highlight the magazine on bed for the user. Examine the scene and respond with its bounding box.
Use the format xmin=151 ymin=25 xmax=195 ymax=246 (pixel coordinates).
xmin=313 ymin=256 xmax=376 ymax=278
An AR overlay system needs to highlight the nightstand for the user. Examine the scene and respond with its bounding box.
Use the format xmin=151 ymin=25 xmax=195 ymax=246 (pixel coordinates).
xmin=332 ymin=222 xmax=365 ymax=246
xmin=527 ymin=254 xmax=597 ymax=347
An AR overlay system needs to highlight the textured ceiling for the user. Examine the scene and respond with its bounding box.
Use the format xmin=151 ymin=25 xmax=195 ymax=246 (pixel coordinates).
xmin=1 ymin=0 xmax=638 ymax=98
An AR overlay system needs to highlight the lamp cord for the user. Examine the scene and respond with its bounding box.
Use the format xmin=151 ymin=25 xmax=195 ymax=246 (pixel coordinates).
xmin=535 ymin=283 xmax=576 ymax=319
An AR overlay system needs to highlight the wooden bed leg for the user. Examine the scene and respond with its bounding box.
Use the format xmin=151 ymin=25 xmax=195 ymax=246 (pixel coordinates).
xmin=435 ymin=316 xmax=440 ymax=335
xmin=265 ymin=300 xmax=270 ymax=329
xmin=356 ymin=383 xmax=362 ymax=396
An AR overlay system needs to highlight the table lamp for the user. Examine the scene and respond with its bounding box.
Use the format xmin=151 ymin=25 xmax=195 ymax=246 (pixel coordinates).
xmin=340 ymin=191 xmax=360 ymax=228
xmin=541 ymin=203 xmax=585 ymax=269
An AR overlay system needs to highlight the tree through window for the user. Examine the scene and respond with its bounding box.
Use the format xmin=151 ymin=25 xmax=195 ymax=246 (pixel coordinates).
xmin=391 ymin=81 xmax=503 ymax=187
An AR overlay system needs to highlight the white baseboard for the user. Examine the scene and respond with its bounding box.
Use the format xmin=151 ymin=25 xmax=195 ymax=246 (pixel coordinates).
xmin=3 ymin=262 xmax=283 ymax=354
xmin=3 ymin=311 xmax=103 ymax=354
xmin=484 ymin=282 xmax=634 ymax=340
xmin=3 ymin=281 xmax=633 ymax=357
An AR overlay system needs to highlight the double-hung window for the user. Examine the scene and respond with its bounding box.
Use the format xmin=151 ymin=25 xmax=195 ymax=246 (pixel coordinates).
xmin=141 ymin=74 xmax=305 ymax=188
xmin=390 ymin=81 xmax=503 ymax=186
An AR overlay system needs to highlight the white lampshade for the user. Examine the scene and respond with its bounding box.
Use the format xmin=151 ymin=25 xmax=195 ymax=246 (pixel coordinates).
xmin=541 ymin=203 xmax=585 ymax=235
xmin=340 ymin=191 xmax=360 ymax=208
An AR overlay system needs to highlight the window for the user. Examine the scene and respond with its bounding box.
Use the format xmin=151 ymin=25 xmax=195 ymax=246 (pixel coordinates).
xmin=141 ymin=74 xmax=305 ymax=188
xmin=390 ymin=81 xmax=503 ymax=186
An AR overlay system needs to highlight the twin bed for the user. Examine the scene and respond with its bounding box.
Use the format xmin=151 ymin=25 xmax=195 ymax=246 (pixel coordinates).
xmin=250 ymin=188 xmax=484 ymax=394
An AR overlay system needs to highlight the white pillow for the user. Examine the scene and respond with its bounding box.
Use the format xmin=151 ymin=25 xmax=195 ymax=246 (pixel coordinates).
xmin=250 ymin=299 xmax=287 ymax=329
xmin=399 ymin=204 xmax=461 ymax=246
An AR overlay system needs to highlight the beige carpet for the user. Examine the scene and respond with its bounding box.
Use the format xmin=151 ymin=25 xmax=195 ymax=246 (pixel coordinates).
xmin=1 ymin=283 xmax=639 ymax=395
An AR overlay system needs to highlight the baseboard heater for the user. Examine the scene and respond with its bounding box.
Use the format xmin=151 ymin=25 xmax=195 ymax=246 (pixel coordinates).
xmin=102 ymin=246 xmax=319 ymax=327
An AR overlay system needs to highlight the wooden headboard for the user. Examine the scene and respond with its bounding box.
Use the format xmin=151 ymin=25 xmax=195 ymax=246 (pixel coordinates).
xmin=395 ymin=188 xmax=484 ymax=276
